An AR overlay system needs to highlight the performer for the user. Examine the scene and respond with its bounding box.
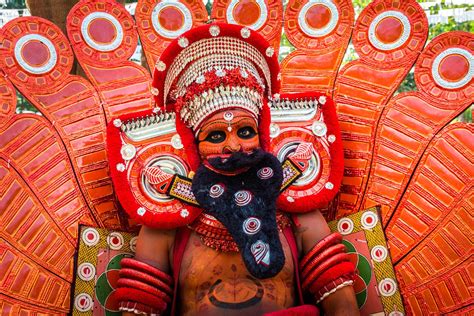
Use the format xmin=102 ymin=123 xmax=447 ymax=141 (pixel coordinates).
xmin=116 ymin=23 xmax=358 ymax=316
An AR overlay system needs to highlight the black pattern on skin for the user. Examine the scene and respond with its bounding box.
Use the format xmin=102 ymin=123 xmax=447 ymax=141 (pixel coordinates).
xmin=208 ymin=277 xmax=264 ymax=309
xmin=192 ymin=150 xmax=285 ymax=279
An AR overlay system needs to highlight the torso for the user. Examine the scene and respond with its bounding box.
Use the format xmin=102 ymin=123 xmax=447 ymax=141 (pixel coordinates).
xmin=177 ymin=230 xmax=296 ymax=316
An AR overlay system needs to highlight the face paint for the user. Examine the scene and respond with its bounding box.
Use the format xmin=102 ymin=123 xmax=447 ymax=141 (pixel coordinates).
xmin=197 ymin=109 xmax=260 ymax=162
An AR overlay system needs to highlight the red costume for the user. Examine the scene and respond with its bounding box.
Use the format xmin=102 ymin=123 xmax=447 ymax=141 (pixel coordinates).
xmin=108 ymin=23 xmax=355 ymax=315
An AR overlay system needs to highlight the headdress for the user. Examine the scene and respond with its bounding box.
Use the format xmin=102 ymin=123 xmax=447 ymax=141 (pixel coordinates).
xmin=151 ymin=23 xmax=280 ymax=169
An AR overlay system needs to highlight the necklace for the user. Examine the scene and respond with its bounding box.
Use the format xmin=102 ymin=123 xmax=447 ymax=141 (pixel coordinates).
xmin=189 ymin=212 xmax=292 ymax=252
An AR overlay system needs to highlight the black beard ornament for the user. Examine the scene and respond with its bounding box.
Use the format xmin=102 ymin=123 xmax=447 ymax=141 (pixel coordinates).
xmin=192 ymin=149 xmax=285 ymax=279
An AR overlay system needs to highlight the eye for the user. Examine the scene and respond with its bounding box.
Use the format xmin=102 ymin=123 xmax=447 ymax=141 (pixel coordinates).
xmin=237 ymin=126 xmax=257 ymax=139
xmin=205 ymin=131 xmax=226 ymax=143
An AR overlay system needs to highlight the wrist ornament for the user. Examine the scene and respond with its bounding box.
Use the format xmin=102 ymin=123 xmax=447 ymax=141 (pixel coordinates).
xmin=116 ymin=258 xmax=173 ymax=315
xmin=300 ymin=233 xmax=355 ymax=303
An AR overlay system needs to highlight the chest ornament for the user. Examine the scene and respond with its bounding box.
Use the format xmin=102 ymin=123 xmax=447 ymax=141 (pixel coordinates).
xmin=189 ymin=212 xmax=292 ymax=252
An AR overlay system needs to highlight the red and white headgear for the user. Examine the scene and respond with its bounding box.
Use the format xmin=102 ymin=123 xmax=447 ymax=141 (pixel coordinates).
xmin=151 ymin=23 xmax=280 ymax=170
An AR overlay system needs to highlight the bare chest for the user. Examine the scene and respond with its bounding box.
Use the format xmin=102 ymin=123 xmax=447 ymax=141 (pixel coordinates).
xmin=177 ymin=231 xmax=296 ymax=316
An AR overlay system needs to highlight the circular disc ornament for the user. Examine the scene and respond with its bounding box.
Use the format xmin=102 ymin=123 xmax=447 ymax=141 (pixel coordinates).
xmin=0 ymin=17 xmax=74 ymax=87
xmin=371 ymin=245 xmax=388 ymax=263
xmin=378 ymin=278 xmax=397 ymax=297
xmin=337 ymin=217 xmax=354 ymax=235
xmin=107 ymin=232 xmax=124 ymax=250
xmin=226 ymin=0 xmax=268 ymax=30
xmin=368 ymin=11 xmax=411 ymax=51
xmin=77 ymin=262 xmax=96 ymax=281
xmin=151 ymin=0 xmax=193 ymax=39
xmin=284 ymin=0 xmax=354 ymax=50
xmin=298 ymin=0 xmax=339 ymax=37
xmin=82 ymin=228 xmax=100 ymax=246
xmin=81 ymin=12 xmax=124 ymax=52
xmin=431 ymin=48 xmax=473 ymax=89
xmin=352 ymin=1 xmax=428 ymax=68
xmin=129 ymin=236 xmax=138 ymax=252
xmin=67 ymin=0 xmax=138 ymax=62
xmin=212 ymin=0 xmax=283 ymax=49
xmin=415 ymin=31 xmax=473 ymax=102
xmin=361 ymin=211 xmax=378 ymax=229
xmin=14 ymin=34 xmax=57 ymax=74
xmin=134 ymin=0 xmax=208 ymax=71
xmin=74 ymin=293 xmax=93 ymax=312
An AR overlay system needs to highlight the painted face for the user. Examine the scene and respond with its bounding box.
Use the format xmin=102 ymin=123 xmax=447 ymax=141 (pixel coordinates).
xmin=197 ymin=109 xmax=260 ymax=161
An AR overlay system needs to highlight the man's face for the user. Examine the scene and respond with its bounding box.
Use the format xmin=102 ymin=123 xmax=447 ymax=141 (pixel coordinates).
xmin=197 ymin=109 xmax=260 ymax=161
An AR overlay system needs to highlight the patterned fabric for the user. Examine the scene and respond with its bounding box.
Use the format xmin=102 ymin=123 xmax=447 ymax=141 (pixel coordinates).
xmin=328 ymin=207 xmax=404 ymax=315
xmin=72 ymin=226 xmax=137 ymax=315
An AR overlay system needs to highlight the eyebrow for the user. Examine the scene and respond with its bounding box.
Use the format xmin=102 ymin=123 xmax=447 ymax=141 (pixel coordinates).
xmin=198 ymin=118 xmax=258 ymax=141
xmin=200 ymin=117 xmax=258 ymax=132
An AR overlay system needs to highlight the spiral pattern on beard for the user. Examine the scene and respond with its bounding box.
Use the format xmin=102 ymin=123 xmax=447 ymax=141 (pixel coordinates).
xmin=209 ymin=183 xmax=225 ymax=198
xmin=243 ymin=217 xmax=261 ymax=235
xmin=257 ymin=167 xmax=274 ymax=180
xmin=234 ymin=190 xmax=253 ymax=206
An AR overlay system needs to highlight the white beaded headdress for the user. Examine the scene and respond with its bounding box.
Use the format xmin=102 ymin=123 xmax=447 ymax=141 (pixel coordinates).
xmin=151 ymin=23 xmax=280 ymax=132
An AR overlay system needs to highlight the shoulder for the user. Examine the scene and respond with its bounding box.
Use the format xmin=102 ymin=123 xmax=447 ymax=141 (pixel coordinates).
xmin=135 ymin=226 xmax=177 ymax=273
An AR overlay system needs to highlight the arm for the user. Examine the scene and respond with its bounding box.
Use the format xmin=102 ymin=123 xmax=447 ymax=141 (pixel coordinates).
xmin=121 ymin=226 xmax=176 ymax=316
xmin=134 ymin=225 xmax=175 ymax=272
xmin=294 ymin=211 xmax=360 ymax=316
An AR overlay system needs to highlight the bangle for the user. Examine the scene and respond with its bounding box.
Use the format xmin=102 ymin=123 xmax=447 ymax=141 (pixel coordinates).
xmin=301 ymin=243 xmax=346 ymax=277
xmin=309 ymin=262 xmax=356 ymax=295
xmin=117 ymin=278 xmax=172 ymax=303
xmin=302 ymin=252 xmax=350 ymax=290
xmin=121 ymin=258 xmax=173 ymax=285
xmin=299 ymin=233 xmax=342 ymax=269
xmin=119 ymin=267 xmax=173 ymax=295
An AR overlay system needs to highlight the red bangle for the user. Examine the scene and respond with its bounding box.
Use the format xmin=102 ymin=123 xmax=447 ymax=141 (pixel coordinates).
xmin=121 ymin=258 xmax=173 ymax=285
xmin=299 ymin=233 xmax=342 ymax=269
xmin=302 ymin=252 xmax=350 ymax=290
xmin=117 ymin=278 xmax=172 ymax=303
xmin=308 ymin=262 xmax=355 ymax=295
xmin=114 ymin=287 xmax=168 ymax=311
xmin=119 ymin=268 xmax=173 ymax=295
xmin=301 ymin=243 xmax=346 ymax=277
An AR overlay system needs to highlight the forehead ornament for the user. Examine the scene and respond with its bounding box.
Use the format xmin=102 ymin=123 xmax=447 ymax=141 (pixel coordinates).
xmin=224 ymin=111 xmax=234 ymax=132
